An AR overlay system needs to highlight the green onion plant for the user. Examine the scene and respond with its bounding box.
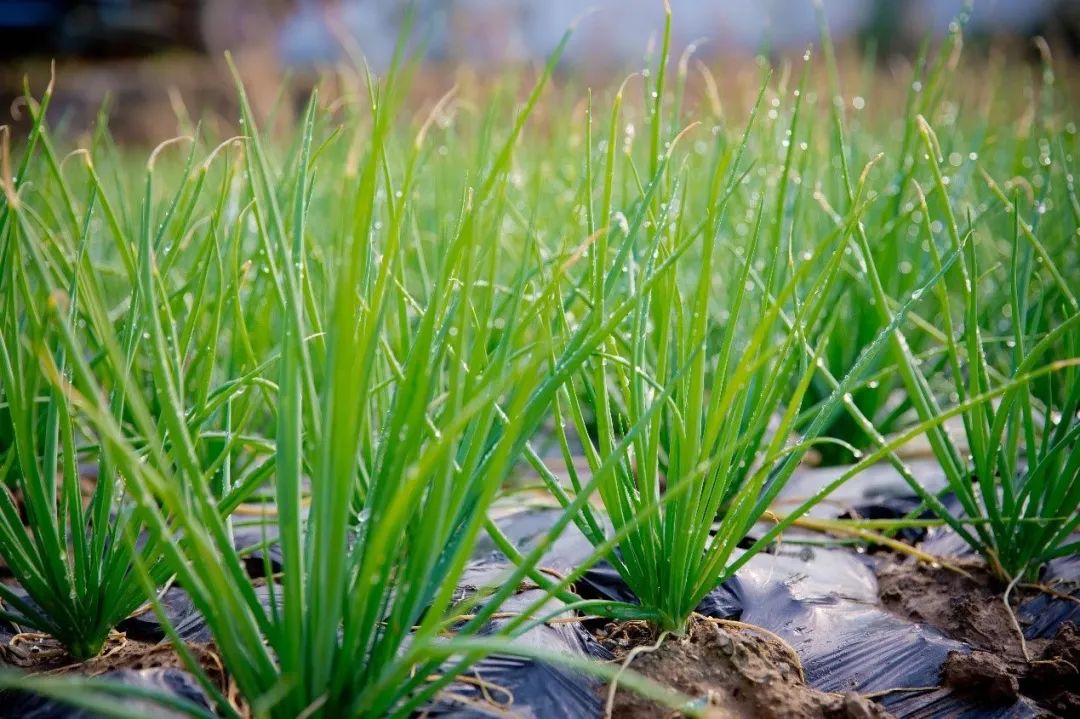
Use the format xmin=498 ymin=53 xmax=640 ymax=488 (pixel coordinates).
xmin=857 ymin=116 xmax=1080 ymax=582
xmin=0 ymin=75 xmax=187 ymax=660
xmin=532 ymin=10 xmax=931 ymax=634
xmin=0 ymin=31 xmax=695 ymax=717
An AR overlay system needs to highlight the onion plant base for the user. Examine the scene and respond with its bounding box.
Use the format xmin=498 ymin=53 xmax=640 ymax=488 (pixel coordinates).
xmin=0 ymin=633 xmax=230 ymax=715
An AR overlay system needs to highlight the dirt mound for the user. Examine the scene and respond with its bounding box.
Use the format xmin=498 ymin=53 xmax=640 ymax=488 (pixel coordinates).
xmin=878 ymin=558 xmax=1080 ymax=716
xmin=597 ymin=617 xmax=893 ymax=718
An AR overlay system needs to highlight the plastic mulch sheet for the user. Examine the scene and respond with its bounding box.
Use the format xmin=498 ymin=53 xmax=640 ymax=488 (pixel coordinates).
xmin=441 ymin=463 xmax=1077 ymax=718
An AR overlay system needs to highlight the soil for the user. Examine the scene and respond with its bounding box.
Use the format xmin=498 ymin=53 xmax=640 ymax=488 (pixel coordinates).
xmin=1 ymin=632 xmax=214 ymax=676
xmin=595 ymin=617 xmax=893 ymax=719
xmin=877 ymin=557 xmax=1080 ymax=716
xmin=0 ymin=631 xmax=240 ymax=712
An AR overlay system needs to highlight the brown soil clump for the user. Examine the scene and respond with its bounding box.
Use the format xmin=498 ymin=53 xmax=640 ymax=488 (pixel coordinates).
xmin=596 ymin=617 xmax=893 ymax=719
xmin=877 ymin=557 xmax=1079 ymax=716
xmin=1023 ymin=622 xmax=1080 ymax=716
xmin=941 ymin=650 xmax=1019 ymax=704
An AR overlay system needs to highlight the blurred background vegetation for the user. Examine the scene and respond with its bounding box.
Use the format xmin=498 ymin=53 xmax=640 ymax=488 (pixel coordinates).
xmin=1 ymin=0 xmax=1078 ymax=144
